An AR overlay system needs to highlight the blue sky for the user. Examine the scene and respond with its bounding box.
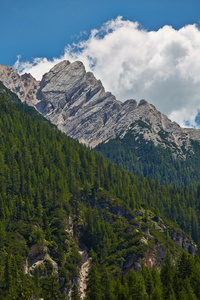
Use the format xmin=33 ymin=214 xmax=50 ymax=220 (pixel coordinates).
xmin=1 ymin=0 xmax=200 ymax=66
xmin=1 ymin=0 xmax=200 ymax=127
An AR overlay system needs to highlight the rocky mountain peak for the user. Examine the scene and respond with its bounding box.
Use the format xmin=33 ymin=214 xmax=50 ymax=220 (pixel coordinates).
xmin=39 ymin=60 xmax=105 ymax=108
xmin=1 ymin=60 xmax=200 ymax=153
xmin=138 ymin=99 xmax=148 ymax=106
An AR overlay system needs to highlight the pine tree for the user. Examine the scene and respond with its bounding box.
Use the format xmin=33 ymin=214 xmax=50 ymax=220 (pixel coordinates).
xmin=71 ymin=284 xmax=81 ymax=300
xmin=132 ymin=273 xmax=148 ymax=300
xmin=85 ymin=261 xmax=101 ymax=300
xmin=161 ymin=252 xmax=176 ymax=300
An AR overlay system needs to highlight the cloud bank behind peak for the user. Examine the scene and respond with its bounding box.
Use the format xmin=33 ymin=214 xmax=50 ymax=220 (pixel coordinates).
xmin=14 ymin=16 xmax=200 ymax=128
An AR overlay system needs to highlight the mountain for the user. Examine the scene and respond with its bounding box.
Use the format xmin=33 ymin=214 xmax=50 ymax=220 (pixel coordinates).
xmin=2 ymin=61 xmax=200 ymax=188
xmin=0 ymin=82 xmax=200 ymax=299
xmin=1 ymin=61 xmax=200 ymax=152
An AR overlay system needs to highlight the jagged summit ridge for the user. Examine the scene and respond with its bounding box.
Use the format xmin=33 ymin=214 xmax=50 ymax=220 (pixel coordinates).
xmin=0 ymin=60 xmax=200 ymax=151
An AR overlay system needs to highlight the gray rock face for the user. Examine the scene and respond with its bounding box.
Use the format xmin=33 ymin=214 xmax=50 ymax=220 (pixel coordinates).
xmin=0 ymin=64 xmax=39 ymax=106
xmin=171 ymin=232 xmax=197 ymax=255
xmin=36 ymin=60 xmax=121 ymax=147
xmin=1 ymin=60 xmax=200 ymax=152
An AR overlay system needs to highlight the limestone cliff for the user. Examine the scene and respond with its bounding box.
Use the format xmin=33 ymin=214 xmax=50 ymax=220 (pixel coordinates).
xmin=1 ymin=61 xmax=200 ymax=153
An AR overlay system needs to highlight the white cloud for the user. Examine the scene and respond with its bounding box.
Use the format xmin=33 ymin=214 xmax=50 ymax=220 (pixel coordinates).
xmin=14 ymin=56 xmax=62 ymax=81
xmin=14 ymin=16 xmax=200 ymax=128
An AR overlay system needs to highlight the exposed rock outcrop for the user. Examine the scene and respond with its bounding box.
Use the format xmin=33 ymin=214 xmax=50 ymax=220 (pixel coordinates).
xmin=0 ymin=64 xmax=39 ymax=106
xmin=1 ymin=61 xmax=200 ymax=153
xmin=170 ymin=231 xmax=197 ymax=255
xmin=78 ymin=247 xmax=92 ymax=299
xmin=25 ymin=244 xmax=58 ymax=276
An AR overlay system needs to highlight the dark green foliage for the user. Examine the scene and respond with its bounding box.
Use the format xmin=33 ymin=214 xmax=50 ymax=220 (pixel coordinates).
xmin=0 ymin=83 xmax=146 ymax=297
xmin=95 ymin=129 xmax=200 ymax=188
xmin=96 ymin=136 xmax=200 ymax=243
xmin=0 ymin=83 xmax=200 ymax=298
xmin=85 ymin=253 xmax=200 ymax=300
xmin=71 ymin=284 xmax=81 ymax=300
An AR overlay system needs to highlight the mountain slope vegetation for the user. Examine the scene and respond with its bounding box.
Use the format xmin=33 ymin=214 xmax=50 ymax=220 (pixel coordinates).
xmin=95 ymin=127 xmax=200 ymax=188
xmin=0 ymin=83 xmax=200 ymax=299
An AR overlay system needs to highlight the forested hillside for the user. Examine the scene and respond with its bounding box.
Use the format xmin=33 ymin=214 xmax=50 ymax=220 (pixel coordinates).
xmin=95 ymin=128 xmax=200 ymax=188
xmin=0 ymin=83 xmax=200 ymax=299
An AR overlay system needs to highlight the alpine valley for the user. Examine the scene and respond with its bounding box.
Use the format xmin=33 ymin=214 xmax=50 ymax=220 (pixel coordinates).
xmin=0 ymin=61 xmax=200 ymax=299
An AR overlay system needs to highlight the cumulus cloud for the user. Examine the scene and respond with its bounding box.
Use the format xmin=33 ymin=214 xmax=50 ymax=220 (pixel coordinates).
xmin=14 ymin=16 xmax=200 ymax=128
